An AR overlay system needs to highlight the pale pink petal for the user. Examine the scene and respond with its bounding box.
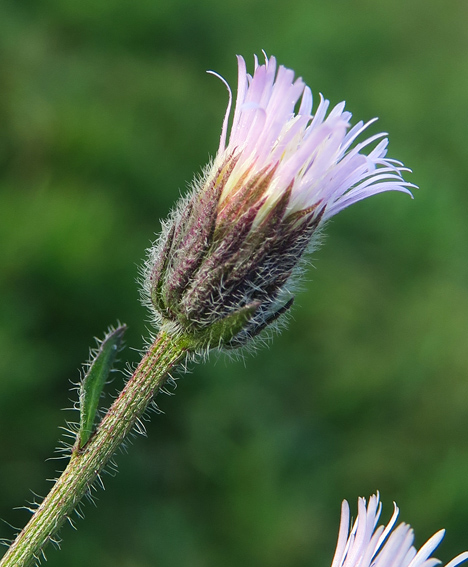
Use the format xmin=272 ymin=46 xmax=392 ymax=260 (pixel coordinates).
xmin=214 ymin=54 xmax=413 ymax=223
xmin=329 ymin=496 xmax=467 ymax=567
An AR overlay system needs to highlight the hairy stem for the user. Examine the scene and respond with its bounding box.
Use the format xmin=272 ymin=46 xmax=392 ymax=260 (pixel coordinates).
xmin=0 ymin=331 xmax=189 ymax=567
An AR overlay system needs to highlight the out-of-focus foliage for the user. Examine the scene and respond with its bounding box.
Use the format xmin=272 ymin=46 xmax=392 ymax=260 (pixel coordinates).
xmin=1 ymin=0 xmax=468 ymax=566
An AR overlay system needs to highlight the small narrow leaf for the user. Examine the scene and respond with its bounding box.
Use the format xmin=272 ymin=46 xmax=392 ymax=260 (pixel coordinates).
xmin=78 ymin=324 xmax=126 ymax=449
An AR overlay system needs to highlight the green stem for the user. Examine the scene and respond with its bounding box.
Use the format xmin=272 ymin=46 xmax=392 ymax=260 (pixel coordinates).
xmin=0 ymin=331 xmax=189 ymax=567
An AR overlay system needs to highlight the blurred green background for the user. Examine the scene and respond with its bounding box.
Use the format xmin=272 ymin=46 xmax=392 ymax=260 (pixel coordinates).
xmin=1 ymin=0 xmax=468 ymax=565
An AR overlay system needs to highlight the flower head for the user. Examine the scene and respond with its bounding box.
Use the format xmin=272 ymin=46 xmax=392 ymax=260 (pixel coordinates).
xmin=213 ymin=54 xmax=413 ymax=223
xmin=332 ymin=495 xmax=468 ymax=567
xmin=143 ymin=54 xmax=414 ymax=350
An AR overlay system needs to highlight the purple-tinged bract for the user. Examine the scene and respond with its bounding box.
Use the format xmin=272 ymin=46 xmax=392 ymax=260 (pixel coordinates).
xmin=142 ymin=54 xmax=414 ymax=350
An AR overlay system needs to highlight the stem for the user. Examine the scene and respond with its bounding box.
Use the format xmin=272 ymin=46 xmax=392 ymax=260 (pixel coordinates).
xmin=0 ymin=331 xmax=188 ymax=567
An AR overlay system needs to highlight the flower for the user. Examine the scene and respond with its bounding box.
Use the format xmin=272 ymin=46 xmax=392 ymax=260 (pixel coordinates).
xmin=212 ymin=54 xmax=413 ymax=223
xmin=331 ymin=495 xmax=468 ymax=567
xmin=143 ymin=54 xmax=414 ymax=350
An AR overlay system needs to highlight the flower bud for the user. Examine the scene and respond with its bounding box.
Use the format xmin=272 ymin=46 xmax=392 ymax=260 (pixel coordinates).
xmin=142 ymin=54 xmax=414 ymax=350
